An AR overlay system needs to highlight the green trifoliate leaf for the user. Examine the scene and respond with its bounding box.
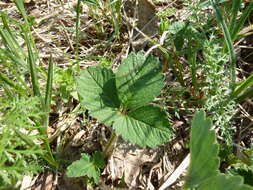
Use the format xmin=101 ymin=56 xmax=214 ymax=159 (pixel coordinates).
xmin=198 ymin=174 xmax=253 ymax=190
xmin=66 ymin=152 xmax=102 ymax=184
xmin=184 ymin=110 xmax=219 ymax=188
xmin=76 ymin=66 xmax=120 ymax=126
xmin=113 ymin=104 xmax=171 ymax=147
xmin=76 ymin=52 xmax=172 ymax=148
xmin=115 ymin=51 xmax=164 ymax=110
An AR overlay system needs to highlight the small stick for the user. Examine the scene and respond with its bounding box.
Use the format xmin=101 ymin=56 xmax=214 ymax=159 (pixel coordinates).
xmin=159 ymin=154 xmax=190 ymax=190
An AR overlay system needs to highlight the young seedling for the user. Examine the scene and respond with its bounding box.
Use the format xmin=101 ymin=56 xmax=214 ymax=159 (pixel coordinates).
xmin=76 ymin=51 xmax=172 ymax=147
xmin=184 ymin=111 xmax=253 ymax=190
xmin=67 ymin=51 xmax=172 ymax=183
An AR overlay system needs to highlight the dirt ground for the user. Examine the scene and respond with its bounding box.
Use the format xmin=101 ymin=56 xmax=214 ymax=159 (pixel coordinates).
xmin=1 ymin=0 xmax=252 ymax=190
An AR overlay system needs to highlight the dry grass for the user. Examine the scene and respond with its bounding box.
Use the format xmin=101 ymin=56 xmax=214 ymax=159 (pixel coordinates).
xmin=1 ymin=0 xmax=252 ymax=190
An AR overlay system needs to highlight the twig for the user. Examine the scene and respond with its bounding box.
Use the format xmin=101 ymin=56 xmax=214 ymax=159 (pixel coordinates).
xmin=104 ymin=131 xmax=118 ymax=158
xmin=159 ymin=154 xmax=190 ymax=190
xmin=59 ymin=20 xmax=74 ymax=51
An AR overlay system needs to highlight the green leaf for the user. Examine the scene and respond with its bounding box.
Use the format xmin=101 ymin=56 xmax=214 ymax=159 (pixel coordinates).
xmin=0 ymin=72 xmax=26 ymax=96
xmin=231 ymin=1 xmax=253 ymax=41
xmin=174 ymin=35 xmax=184 ymax=51
xmin=228 ymin=166 xmax=253 ymax=186
xmin=44 ymin=55 xmax=54 ymax=113
xmin=66 ymin=153 xmax=102 ymax=184
xmin=198 ymin=174 xmax=253 ymax=190
xmin=113 ymin=104 xmax=171 ymax=147
xmin=115 ymin=51 xmax=164 ymax=110
xmin=76 ymin=66 xmax=120 ymax=126
xmin=13 ymin=0 xmax=29 ymax=24
xmin=184 ymin=110 xmax=219 ymax=188
xmin=233 ymin=74 xmax=253 ymax=98
xmin=76 ymin=52 xmax=172 ymax=148
xmin=184 ymin=111 xmax=253 ymax=189
xmin=93 ymin=151 xmax=105 ymax=169
xmin=168 ymin=21 xmax=186 ymax=34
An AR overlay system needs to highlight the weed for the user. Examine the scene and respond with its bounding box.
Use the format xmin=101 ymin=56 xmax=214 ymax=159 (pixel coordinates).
xmin=67 ymin=151 xmax=105 ymax=184
xmin=202 ymin=35 xmax=236 ymax=142
xmin=0 ymin=0 xmax=58 ymax=175
xmin=80 ymin=0 xmax=123 ymax=38
xmin=0 ymin=96 xmax=44 ymax=188
xmin=54 ymin=67 xmax=77 ymax=103
xmin=76 ymin=51 xmax=172 ymax=147
xmin=68 ymin=51 xmax=172 ymax=183
xmin=0 ymin=0 xmax=252 ymax=188
xmin=184 ymin=110 xmax=253 ymax=190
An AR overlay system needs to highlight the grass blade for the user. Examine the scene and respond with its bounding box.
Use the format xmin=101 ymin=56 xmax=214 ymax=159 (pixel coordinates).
xmin=42 ymin=55 xmax=58 ymax=168
xmin=45 ymin=55 xmax=54 ymax=112
xmin=233 ymin=74 xmax=253 ymax=98
xmin=210 ymin=0 xmax=236 ymax=91
xmin=81 ymin=0 xmax=99 ymax=6
xmin=13 ymin=0 xmax=29 ymax=24
xmin=229 ymin=0 xmax=241 ymax=34
xmin=1 ymin=13 xmax=26 ymax=59
xmin=7 ymin=0 xmax=58 ymax=169
xmin=236 ymin=86 xmax=253 ymax=103
xmin=0 ymin=48 xmax=27 ymax=68
xmin=75 ymin=0 xmax=81 ymax=59
xmin=188 ymin=51 xmax=198 ymax=89
xmin=44 ymin=55 xmax=54 ymax=124
xmin=14 ymin=129 xmax=35 ymax=147
xmin=22 ymin=26 xmax=41 ymax=97
xmin=0 ymin=72 xmax=26 ymax=96
xmin=231 ymin=1 xmax=253 ymax=41
xmin=0 ymin=28 xmax=25 ymax=63
xmin=14 ymin=129 xmax=58 ymax=167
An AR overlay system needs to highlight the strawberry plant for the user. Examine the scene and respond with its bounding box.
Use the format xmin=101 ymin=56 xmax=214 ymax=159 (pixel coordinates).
xmin=184 ymin=110 xmax=253 ymax=190
xmin=66 ymin=151 xmax=105 ymax=184
xmin=66 ymin=51 xmax=172 ymax=183
xmin=76 ymin=51 xmax=172 ymax=147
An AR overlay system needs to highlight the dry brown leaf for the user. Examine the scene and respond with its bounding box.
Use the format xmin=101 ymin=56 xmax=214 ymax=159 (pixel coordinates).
xmin=21 ymin=175 xmax=33 ymax=190
xmin=32 ymin=172 xmax=54 ymax=190
xmin=105 ymin=138 xmax=159 ymax=188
